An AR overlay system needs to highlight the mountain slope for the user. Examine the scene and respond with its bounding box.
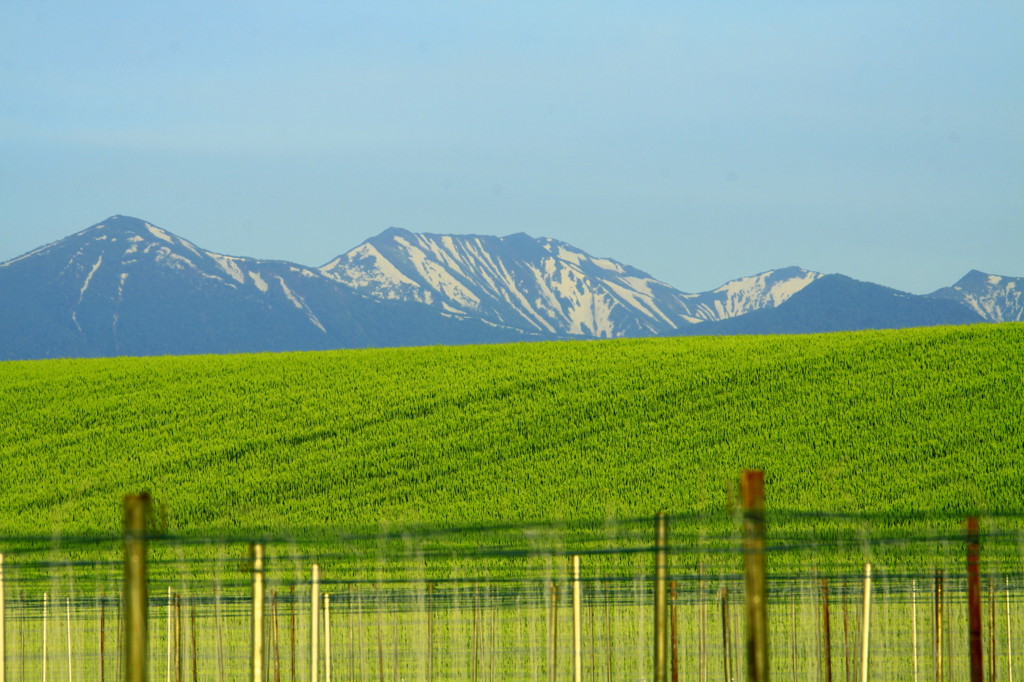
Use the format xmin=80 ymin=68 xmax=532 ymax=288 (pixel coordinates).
xmin=0 ymin=216 xmax=531 ymax=360
xmin=321 ymin=228 xmax=823 ymax=338
xmin=928 ymin=270 xmax=1024 ymax=322
xmin=681 ymin=274 xmax=986 ymax=335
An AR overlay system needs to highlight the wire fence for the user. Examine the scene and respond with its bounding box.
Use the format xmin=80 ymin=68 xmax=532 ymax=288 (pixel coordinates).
xmin=3 ymin=506 xmax=1024 ymax=680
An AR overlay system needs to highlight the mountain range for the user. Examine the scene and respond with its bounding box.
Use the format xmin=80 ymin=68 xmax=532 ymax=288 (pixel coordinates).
xmin=1 ymin=215 xmax=1019 ymax=360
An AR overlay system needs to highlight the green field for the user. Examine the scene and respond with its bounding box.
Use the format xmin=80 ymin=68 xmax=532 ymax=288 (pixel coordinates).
xmin=2 ymin=324 xmax=1023 ymax=679
xmin=2 ymin=323 xmax=1022 ymax=537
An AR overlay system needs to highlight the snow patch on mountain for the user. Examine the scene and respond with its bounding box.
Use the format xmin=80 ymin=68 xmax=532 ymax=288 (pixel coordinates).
xmin=929 ymin=270 xmax=1023 ymax=322
xmin=79 ymin=255 xmax=103 ymax=299
xmin=210 ymin=254 xmax=246 ymax=284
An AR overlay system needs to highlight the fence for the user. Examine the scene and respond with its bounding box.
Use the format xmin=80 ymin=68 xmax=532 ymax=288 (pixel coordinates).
xmin=3 ymin=474 xmax=1024 ymax=681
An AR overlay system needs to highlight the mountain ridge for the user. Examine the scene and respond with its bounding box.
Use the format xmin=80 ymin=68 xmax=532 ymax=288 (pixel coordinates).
xmin=0 ymin=215 xmax=1014 ymax=360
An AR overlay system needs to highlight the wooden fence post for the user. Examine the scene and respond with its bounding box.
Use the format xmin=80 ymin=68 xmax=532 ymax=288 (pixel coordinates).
xmin=742 ymin=470 xmax=769 ymax=682
xmin=967 ymin=517 xmax=983 ymax=682
xmin=123 ymin=493 xmax=150 ymax=682
xmin=654 ymin=513 xmax=669 ymax=682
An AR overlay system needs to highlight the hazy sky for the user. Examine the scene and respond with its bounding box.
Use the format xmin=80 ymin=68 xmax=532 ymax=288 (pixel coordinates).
xmin=2 ymin=1 xmax=1021 ymax=294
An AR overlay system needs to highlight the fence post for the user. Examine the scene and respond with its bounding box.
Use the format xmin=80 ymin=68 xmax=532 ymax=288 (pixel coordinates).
xmin=860 ymin=563 xmax=872 ymax=682
xmin=0 ymin=553 xmax=4 ymax=682
xmin=572 ymin=555 xmax=582 ymax=682
xmin=123 ymin=493 xmax=150 ymax=682
xmin=654 ymin=512 xmax=669 ymax=682
xmin=967 ymin=517 xmax=983 ymax=682
xmin=821 ymin=579 xmax=832 ymax=682
xmin=548 ymin=581 xmax=558 ymax=682
xmin=721 ymin=587 xmax=732 ymax=682
xmin=427 ymin=583 xmax=434 ymax=682
xmin=44 ymin=592 xmax=49 ymax=682
xmin=935 ymin=569 xmax=944 ymax=682
xmin=1008 ymin=577 xmax=1014 ymax=682
xmin=251 ymin=544 xmax=265 ymax=682
xmin=912 ymin=579 xmax=919 ymax=682
xmin=742 ymin=470 xmax=769 ymax=682
xmin=311 ymin=564 xmax=321 ymax=682
xmin=66 ymin=597 xmax=73 ymax=682
xmin=324 ymin=593 xmax=331 ymax=682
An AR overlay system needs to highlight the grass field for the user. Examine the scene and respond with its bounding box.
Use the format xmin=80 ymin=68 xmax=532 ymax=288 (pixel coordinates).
xmin=2 ymin=323 xmax=1021 ymax=537
xmin=2 ymin=323 xmax=1024 ymax=678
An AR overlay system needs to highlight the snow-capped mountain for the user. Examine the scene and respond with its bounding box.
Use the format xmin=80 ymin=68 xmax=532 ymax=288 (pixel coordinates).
xmin=321 ymin=227 xmax=824 ymax=338
xmin=0 ymin=216 xmax=530 ymax=359
xmin=927 ymin=270 xmax=1023 ymax=322
xmin=681 ymin=274 xmax=985 ymax=336
xmin=0 ymin=216 xmax=1014 ymax=361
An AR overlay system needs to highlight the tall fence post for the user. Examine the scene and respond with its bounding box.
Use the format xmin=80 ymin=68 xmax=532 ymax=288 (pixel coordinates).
xmin=548 ymin=581 xmax=558 ymax=682
xmin=324 ymin=593 xmax=331 ymax=682
xmin=123 ymin=493 xmax=150 ymax=682
xmin=311 ymin=564 xmax=321 ymax=682
xmin=742 ymin=470 xmax=769 ymax=682
xmin=654 ymin=512 xmax=669 ymax=682
xmin=0 ymin=552 xmax=4 ymax=682
xmin=860 ymin=563 xmax=872 ymax=682
xmin=572 ymin=555 xmax=582 ymax=682
xmin=0 ymin=553 xmax=4 ymax=682
xmin=720 ymin=587 xmax=732 ymax=682
xmin=935 ymin=569 xmax=944 ymax=682
xmin=821 ymin=579 xmax=832 ymax=682
xmin=251 ymin=544 xmax=265 ymax=682
xmin=967 ymin=516 xmax=983 ymax=682
xmin=912 ymin=578 xmax=919 ymax=682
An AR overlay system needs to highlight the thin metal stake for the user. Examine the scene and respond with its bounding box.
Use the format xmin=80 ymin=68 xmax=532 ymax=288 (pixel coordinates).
xmin=166 ymin=587 xmax=173 ymax=682
xmin=912 ymin=579 xmax=919 ymax=682
xmin=859 ymin=563 xmax=872 ymax=682
xmin=324 ymin=594 xmax=331 ymax=682
xmin=311 ymin=564 xmax=320 ymax=682
xmin=44 ymin=592 xmax=49 ymax=682
xmin=821 ymin=579 xmax=832 ymax=682
xmin=572 ymin=555 xmax=582 ymax=682
xmin=935 ymin=570 xmax=944 ymax=682
xmin=251 ymin=544 xmax=265 ymax=682
xmin=66 ymin=597 xmax=72 ymax=682
xmin=989 ymin=580 xmax=996 ymax=682
xmin=721 ymin=587 xmax=732 ymax=682
xmin=1008 ymin=577 xmax=1014 ymax=682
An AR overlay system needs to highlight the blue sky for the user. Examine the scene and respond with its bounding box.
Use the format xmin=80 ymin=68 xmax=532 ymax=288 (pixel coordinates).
xmin=2 ymin=1 xmax=1021 ymax=293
